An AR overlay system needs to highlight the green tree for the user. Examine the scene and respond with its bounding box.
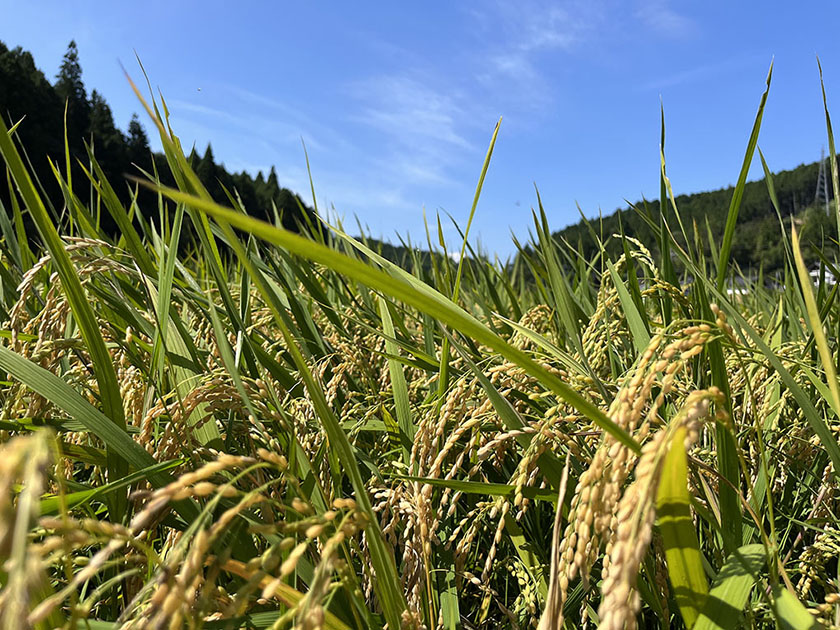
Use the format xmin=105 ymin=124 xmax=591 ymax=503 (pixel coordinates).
xmin=0 ymin=41 xmax=64 ymax=206
xmin=266 ymin=165 xmax=279 ymax=192
xmin=89 ymin=89 xmax=125 ymax=163
xmin=126 ymin=114 xmax=151 ymax=170
xmin=89 ymin=91 xmax=122 ymax=144
xmin=54 ymin=41 xmax=90 ymax=148
xmin=196 ymin=144 xmax=217 ymax=183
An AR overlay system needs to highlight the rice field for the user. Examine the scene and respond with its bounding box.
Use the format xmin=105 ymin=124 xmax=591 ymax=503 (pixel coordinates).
xmin=1 ymin=69 xmax=839 ymax=629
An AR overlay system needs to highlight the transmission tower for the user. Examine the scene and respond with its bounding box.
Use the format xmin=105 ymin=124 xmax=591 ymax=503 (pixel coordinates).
xmin=816 ymin=146 xmax=830 ymax=214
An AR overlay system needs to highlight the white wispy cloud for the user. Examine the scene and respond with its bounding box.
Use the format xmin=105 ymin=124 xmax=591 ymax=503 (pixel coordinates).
xmin=506 ymin=2 xmax=593 ymax=52
xmin=167 ymin=86 xmax=358 ymax=159
xmin=169 ymin=97 xmax=322 ymax=153
xmin=634 ymin=0 xmax=696 ymax=37
xmin=472 ymin=0 xmax=600 ymax=53
xmin=638 ymin=54 xmax=763 ymax=91
xmin=468 ymin=1 xmax=608 ymax=107
xmin=352 ymin=75 xmax=471 ymax=150
xmin=471 ymin=1 xmax=699 ymax=99
xmin=168 ymin=76 xmax=451 ymax=227
xmin=347 ymin=74 xmax=476 ymax=187
xmin=218 ymin=84 xmax=357 ymax=154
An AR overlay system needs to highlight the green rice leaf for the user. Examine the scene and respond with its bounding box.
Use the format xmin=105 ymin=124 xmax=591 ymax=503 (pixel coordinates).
xmin=716 ymin=61 xmax=772 ymax=292
xmin=694 ymin=544 xmax=766 ymax=630
xmin=40 ymin=459 xmax=183 ymax=515
xmin=771 ymin=584 xmax=819 ymax=630
xmin=605 ymin=256 xmax=651 ymax=355
xmin=792 ymin=224 xmax=840 ymax=418
xmin=656 ymin=425 xmax=708 ymax=628
xmin=378 ymin=296 xmax=415 ymax=463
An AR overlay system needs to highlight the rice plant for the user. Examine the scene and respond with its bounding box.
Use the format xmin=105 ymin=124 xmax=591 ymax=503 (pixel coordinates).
xmin=0 ymin=64 xmax=839 ymax=630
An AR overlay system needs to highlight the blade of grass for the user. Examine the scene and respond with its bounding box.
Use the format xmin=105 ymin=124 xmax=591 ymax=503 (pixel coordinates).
xmin=791 ymin=224 xmax=840 ymax=415
xmin=437 ymin=118 xmax=501 ymax=400
xmin=40 ymin=459 xmax=183 ymax=515
xmin=771 ymin=584 xmax=819 ymax=630
xmin=694 ymin=544 xmax=766 ymax=630
xmin=818 ymin=58 xmax=840 ymax=240
xmin=604 ymin=256 xmax=651 ymax=355
xmin=0 ymin=346 xmax=181 ymax=493
xmin=658 ymin=100 xmax=678 ymax=318
xmin=716 ymin=61 xmax=773 ymax=292
xmin=658 ymin=135 xmax=743 ymax=553
xmin=392 ymin=475 xmax=557 ymax=503
xmin=378 ymin=296 xmax=415 ymax=464
xmin=657 ymin=425 xmax=709 ymax=628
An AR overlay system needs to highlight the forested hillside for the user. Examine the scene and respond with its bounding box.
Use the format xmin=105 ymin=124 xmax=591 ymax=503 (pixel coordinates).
xmin=551 ymin=158 xmax=833 ymax=274
xmin=0 ymin=40 xmax=318 ymax=236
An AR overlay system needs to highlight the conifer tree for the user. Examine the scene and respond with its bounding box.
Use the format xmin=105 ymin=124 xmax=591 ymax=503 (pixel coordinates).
xmin=126 ymin=114 xmax=151 ymax=170
xmin=89 ymin=90 xmax=124 ymax=152
xmin=54 ymin=41 xmax=90 ymax=146
xmin=196 ymin=144 xmax=216 ymax=182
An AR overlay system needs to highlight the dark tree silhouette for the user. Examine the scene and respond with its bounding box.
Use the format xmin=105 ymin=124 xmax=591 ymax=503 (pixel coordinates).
xmin=54 ymin=41 xmax=90 ymax=148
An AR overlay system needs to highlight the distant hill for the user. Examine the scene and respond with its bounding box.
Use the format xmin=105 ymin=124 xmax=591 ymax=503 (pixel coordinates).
xmin=0 ymin=40 xmax=320 ymax=237
xmin=362 ymin=160 xmax=836 ymax=276
xmin=551 ymin=159 xmax=834 ymax=274
xmin=350 ymin=159 xmax=837 ymax=278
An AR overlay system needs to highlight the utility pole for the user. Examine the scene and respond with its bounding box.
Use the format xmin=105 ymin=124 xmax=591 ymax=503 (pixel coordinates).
xmin=816 ymin=146 xmax=830 ymax=214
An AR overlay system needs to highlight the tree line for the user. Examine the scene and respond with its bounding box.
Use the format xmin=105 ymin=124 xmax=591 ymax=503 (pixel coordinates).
xmin=549 ymin=159 xmax=833 ymax=275
xmin=0 ymin=40 xmax=318 ymax=238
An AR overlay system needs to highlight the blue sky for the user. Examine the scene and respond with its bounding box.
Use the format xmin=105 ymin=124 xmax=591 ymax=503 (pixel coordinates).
xmin=3 ymin=1 xmax=840 ymax=258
